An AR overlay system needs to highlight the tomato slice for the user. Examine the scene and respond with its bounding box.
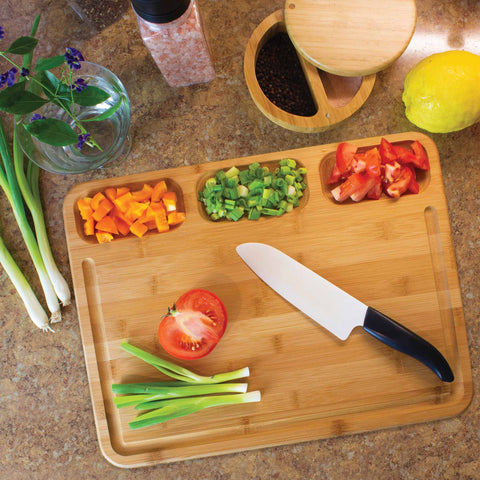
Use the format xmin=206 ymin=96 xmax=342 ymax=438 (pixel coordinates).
xmin=379 ymin=138 xmax=397 ymax=164
xmin=158 ymin=289 xmax=227 ymax=360
xmin=393 ymin=145 xmax=417 ymax=165
xmin=410 ymin=140 xmax=430 ymax=170
xmin=335 ymin=142 xmax=358 ymax=177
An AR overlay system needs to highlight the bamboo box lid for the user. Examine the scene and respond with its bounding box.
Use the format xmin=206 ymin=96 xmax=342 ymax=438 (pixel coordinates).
xmin=284 ymin=0 xmax=417 ymax=76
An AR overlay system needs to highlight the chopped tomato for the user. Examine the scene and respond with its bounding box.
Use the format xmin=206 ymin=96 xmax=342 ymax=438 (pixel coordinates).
xmin=367 ymin=177 xmax=382 ymax=199
xmin=379 ymin=138 xmax=397 ymax=164
xmin=336 ymin=142 xmax=358 ymax=177
xmin=363 ymin=147 xmax=381 ymax=177
xmin=328 ymin=163 xmax=342 ymax=184
xmin=384 ymin=161 xmax=402 ymax=184
xmin=352 ymin=152 xmax=367 ymax=174
xmin=329 ymin=138 xmax=429 ymax=202
xmin=331 ymin=173 xmax=375 ymax=202
xmin=406 ymin=165 xmax=420 ymax=194
xmin=350 ymin=175 xmax=378 ymax=202
xmin=158 ymin=289 xmax=227 ymax=360
xmin=385 ymin=166 xmax=413 ymax=198
xmin=393 ymin=145 xmax=417 ymax=165
xmin=411 ymin=140 xmax=430 ymax=170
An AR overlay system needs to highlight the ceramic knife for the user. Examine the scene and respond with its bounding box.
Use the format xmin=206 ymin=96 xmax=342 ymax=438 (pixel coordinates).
xmin=236 ymin=242 xmax=454 ymax=383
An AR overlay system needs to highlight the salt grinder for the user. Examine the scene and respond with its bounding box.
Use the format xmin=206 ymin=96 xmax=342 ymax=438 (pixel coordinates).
xmin=131 ymin=0 xmax=215 ymax=87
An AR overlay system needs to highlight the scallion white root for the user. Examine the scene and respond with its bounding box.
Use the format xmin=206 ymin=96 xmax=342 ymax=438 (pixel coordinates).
xmin=0 ymin=235 xmax=53 ymax=332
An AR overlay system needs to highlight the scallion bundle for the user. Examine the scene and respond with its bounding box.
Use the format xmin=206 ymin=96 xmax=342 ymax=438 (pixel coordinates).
xmin=113 ymin=342 xmax=261 ymax=429
xmin=0 ymin=15 xmax=70 ymax=331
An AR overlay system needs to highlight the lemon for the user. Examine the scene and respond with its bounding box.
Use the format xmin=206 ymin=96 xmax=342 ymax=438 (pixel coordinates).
xmin=402 ymin=50 xmax=480 ymax=133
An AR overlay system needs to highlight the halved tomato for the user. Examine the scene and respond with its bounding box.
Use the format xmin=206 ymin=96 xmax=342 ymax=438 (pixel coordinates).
xmin=158 ymin=289 xmax=227 ymax=360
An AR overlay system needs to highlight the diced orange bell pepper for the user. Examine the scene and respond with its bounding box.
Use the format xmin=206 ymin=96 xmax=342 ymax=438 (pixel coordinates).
xmin=92 ymin=197 xmax=114 ymax=222
xmin=116 ymin=186 xmax=130 ymax=197
xmin=130 ymin=220 xmax=148 ymax=238
xmin=95 ymin=215 xmax=119 ymax=235
xmin=77 ymin=197 xmax=93 ymax=220
xmin=167 ymin=211 xmax=186 ymax=226
xmin=151 ymin=180 xmax=168 ymax=202
xmin=162 ymin=191 xmax=177 ymax=212
xmin=91 ymin=192 xmax=106 ymax=211
xmin=138 ymin=205 xmax=157 ymax=224
xmin=104 ymin=187 xmax=117 ymax=202
xmin=125 ymin=201 xmax=149 ymax=222
xmin=144 ymin=220 xmax=157 ymax=230
xmin=113 ymin=192 xmax=133 ymax=213
xmin=154 ymin=208 xmax=170 ymax=233
xmin=113 ymin=216 xmax=131 ymax=236
xmin=84 ymin=216 xmax=95 ymax=236
xmin=95 ymin=231 xmax=113 ymax=243
xmin=110 ymin=206 xmax=133 ymax=226
xmin=132 ymin=184 xmax=153 ymax=202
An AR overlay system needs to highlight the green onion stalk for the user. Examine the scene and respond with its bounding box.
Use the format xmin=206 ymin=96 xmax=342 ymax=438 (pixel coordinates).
xmin=16 ymin=14 xmax=70 ymax=309
xmin=12 ymin=125 xmax=71 ymax=308
xmin=0 ymin=15 xmax=70 ymax=328
xmin=0 ymin=119 xmax=61 ymax=324
xmin=113 ymin=342 xmax=261 ymax=429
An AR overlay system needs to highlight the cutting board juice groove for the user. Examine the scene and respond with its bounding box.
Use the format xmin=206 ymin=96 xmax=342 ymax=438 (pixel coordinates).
xmin=63 ymin=132 xmax=472 ymax=467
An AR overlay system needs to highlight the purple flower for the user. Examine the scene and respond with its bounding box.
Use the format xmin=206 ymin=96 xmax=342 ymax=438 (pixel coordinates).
xmin=30 ymin=113 xmax=46 ymax=122
xmin=77 ymin=133 xmax=90 ymax=149
xmin=70 ymin=78 xmax=88 ymax=92
xmin=0 ymin=26 xmax=4 ymax=40
xmin=0 ymin=67 xmax=17 ymax=89
xmin=20 ymin=68 xmax=29 ymax=77
xmin=65 ymin=47 xmax=84 ymax=70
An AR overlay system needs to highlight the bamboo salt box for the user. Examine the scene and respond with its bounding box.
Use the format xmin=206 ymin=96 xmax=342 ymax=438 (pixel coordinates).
xmin=244 ymin=0 xmax=417 ymax=132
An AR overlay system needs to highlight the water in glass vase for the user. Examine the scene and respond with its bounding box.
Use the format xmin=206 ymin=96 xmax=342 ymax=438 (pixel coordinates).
xmin=19 ymin=62 xmax=132 ymax=174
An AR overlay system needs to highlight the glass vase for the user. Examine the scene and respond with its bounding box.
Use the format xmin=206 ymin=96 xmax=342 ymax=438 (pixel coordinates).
xmin=18 ymin=62 xmax=131 ymax=174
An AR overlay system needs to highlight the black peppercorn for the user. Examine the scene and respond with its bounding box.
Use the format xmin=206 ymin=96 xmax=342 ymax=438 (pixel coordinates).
xmin=255 ymin=32 xmax=317 ymax=117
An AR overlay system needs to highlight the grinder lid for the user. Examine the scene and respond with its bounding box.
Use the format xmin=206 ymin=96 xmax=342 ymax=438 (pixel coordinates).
xmin=284 ymin=0 xmax=417 ymax=76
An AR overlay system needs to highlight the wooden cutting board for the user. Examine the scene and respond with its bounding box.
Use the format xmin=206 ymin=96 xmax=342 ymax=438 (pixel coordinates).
xmin=63 ymin=132 xmax=472 ymax=468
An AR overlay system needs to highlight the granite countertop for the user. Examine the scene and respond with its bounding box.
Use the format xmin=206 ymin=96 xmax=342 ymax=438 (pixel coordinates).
xmin=0 ymin=0 xmax=478 ymax=478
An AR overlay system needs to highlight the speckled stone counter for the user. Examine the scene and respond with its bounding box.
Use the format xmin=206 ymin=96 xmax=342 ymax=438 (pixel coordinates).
xmin=0 ymin=0 xmax=478 ymax=478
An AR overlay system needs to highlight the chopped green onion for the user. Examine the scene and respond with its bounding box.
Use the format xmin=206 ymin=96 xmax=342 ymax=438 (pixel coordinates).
xmin=198 ymin=159 xmax=307 ymax=221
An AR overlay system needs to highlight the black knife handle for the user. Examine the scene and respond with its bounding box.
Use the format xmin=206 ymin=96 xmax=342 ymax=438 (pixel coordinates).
xmin=363 ymin=307 xmax=454 ymax=383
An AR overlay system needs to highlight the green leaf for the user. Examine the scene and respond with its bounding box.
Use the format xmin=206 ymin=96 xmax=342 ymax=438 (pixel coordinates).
xmin=24 ymin=118 xmax=79 ymax=146
xmin=82 ymin=96 xmax=123 ymax=122
xmin=73 ymin=86 xmax=110 ymax=107
xmin=35 ymin=55 xmax=65 ymax=72
xmin=40 ymin=70 xmax=60 ymax=97
xmin=0 ymin=82 xmax=48 ymax=114
xmin=6 ymin=36 xmax=39 ymax=55
xmin=39 ymin=70 xmax=71 ymax=111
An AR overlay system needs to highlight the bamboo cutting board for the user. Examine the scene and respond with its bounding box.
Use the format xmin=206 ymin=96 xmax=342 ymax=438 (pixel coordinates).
xmin=63 ymin=132 xmax=472 ymax=468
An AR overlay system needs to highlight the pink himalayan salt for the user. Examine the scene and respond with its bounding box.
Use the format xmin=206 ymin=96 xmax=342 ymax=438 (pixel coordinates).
xmin=136 ymin=0 xmax=215 ymax=88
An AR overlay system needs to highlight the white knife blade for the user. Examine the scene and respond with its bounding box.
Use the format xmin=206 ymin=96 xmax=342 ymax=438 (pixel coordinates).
xmin=236 ymin=242 xmax=366 ymax=340
xmin=236 ymin=242 xmax=454 ymax=382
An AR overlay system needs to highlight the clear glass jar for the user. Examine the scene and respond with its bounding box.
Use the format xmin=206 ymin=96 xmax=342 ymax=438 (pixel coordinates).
xmin=133 ymin=0 xmax=215 ymax=87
